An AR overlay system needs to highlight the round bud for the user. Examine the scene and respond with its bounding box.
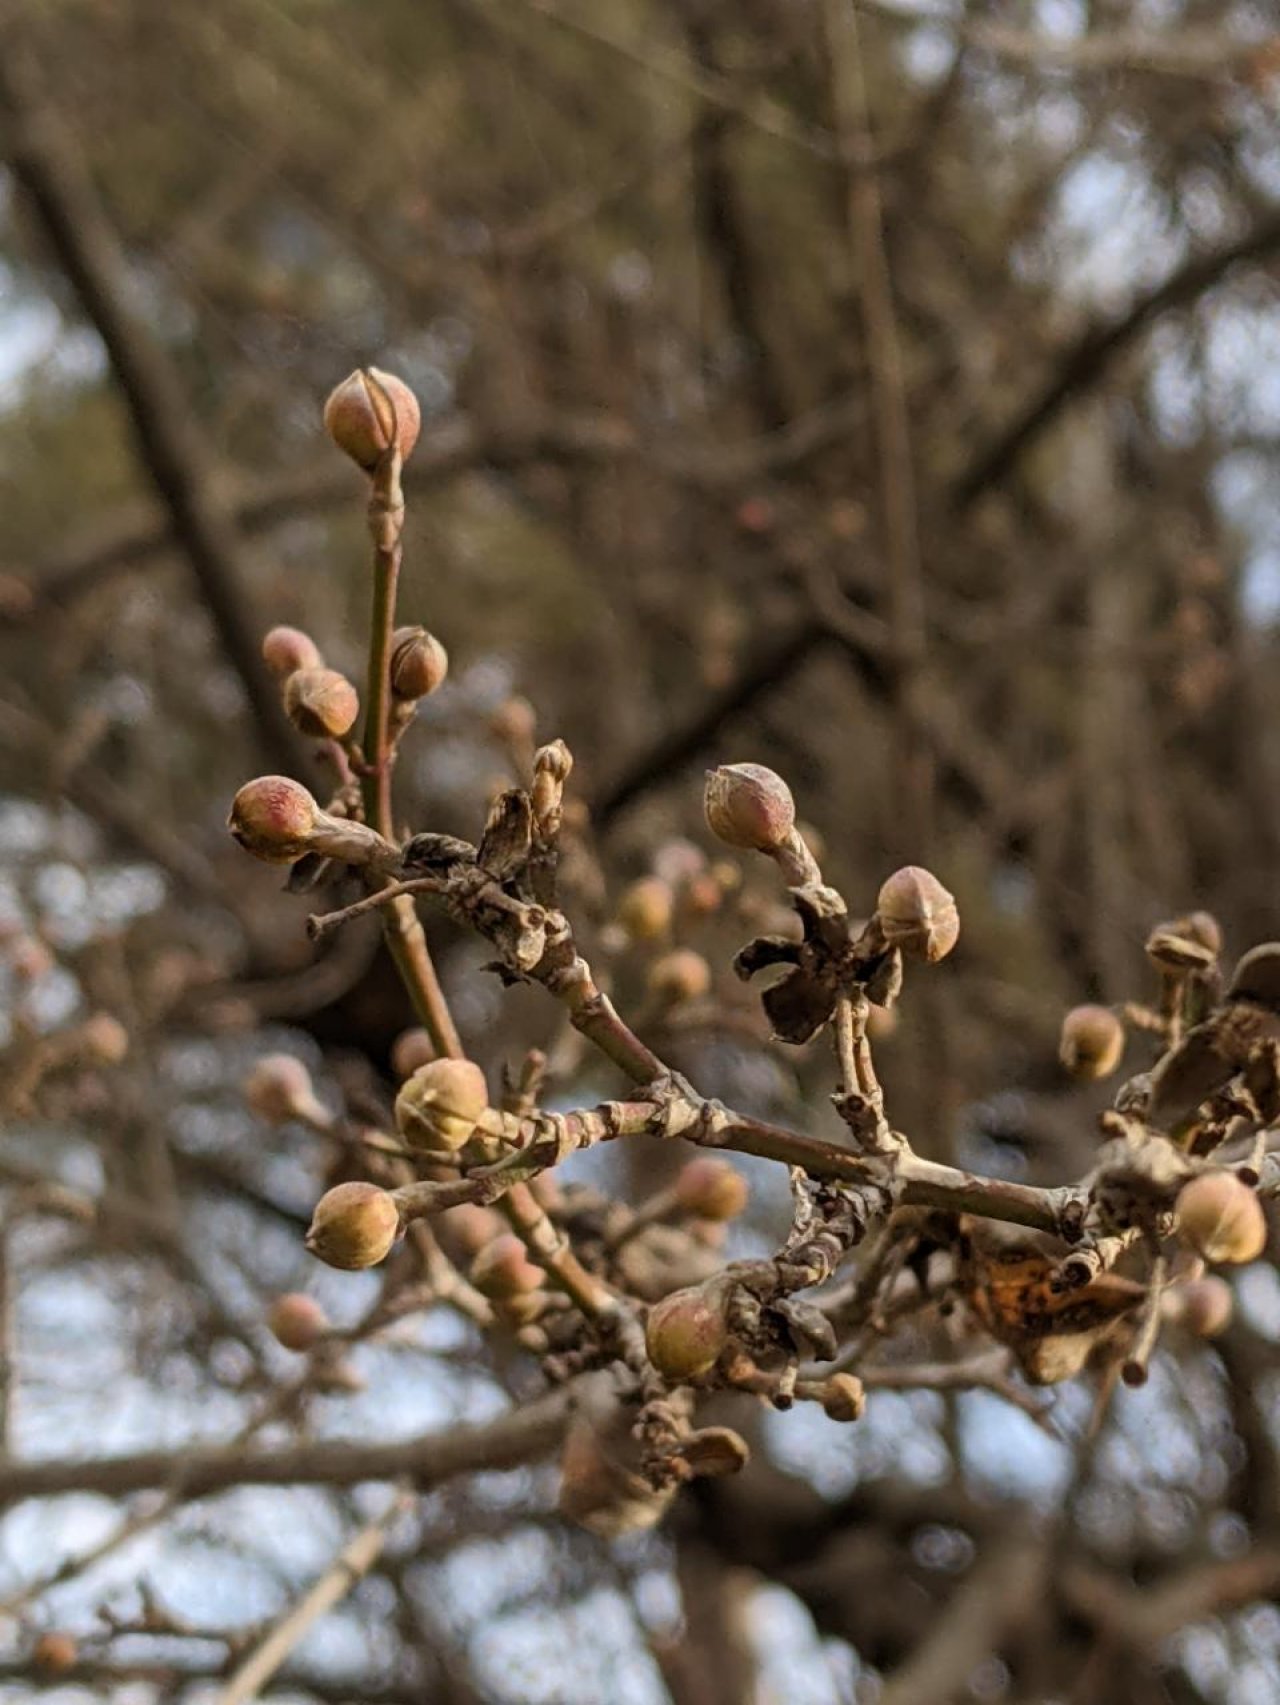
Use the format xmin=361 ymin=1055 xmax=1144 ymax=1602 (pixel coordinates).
xmin=470 ymin=1233 xmax=545 ymax=1298
xmin=323 ymin=367 xmax=421 ymax=470
xmin=229 ymin=776 xmax=320 ymax=864
xmin=390 ymin=1026 xmax=434 ymax=1080
xmin=440 ymin=1202 xmax=505 ymax=1259
xmin=673 ymin=1157 xmax=749 ymax=1223
xmin=32 ymin=1632 xmax=78 ymax=1677
xmin=306 ymin=1181 xmax=400 ymax=1270
xmin=389 ymin=626 xmax=449 ymax=700
xmin=645 ymin=1284 xmax=729 ymax=1382
xmin=283 ymin=668 xmax=360 ymax=741
xmin=1162 ymin=1275 xmax=1234 ymax=1338
xmin=262 ymin=624 xmax=322 ymax=679
xmin=819 ymin=1372 xmax=866 ymax=1423
xmin=80 ymin=1012 xmax=129 ymax=1066
xmin=244 ymin=1054 xmax=321 ymax=1126
xmin=647 ymin=949 xmax=712 ymax=1007
xmin=9 ymin=935 xmax=53 ymax=981
xmin=1059 ymin=1005 xmax=1125 ymax=1081
xmin=1176 ymin=1173 xmax=1267 ymax=1265
xmin=617 ymin=876 xmax=674 ymax=942
xmin=684 ymin=873 xmax=724 ymax=917
xmin=267 ymin=1292 xmax=329 ymax=1352
xmin=875 ymin=867 xmax=960 ymax=963
xmin=704 ymin=763 xmax=796 ymax=853
xmin=394 ymin=1058 xmax=489 ymax=1152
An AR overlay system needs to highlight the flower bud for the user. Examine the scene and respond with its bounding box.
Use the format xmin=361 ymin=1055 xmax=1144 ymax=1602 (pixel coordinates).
xmin=1059 ymin=1004 xmax=1125 ymax=1081
xmin=440 ymin=1202 xmax=505 ymax=1258
xmin=394 ymin=1058 xmax=489 ymax=1152
xmin=80 ymin=1012 xmax=129 ymax=1066
xmin=704 ymin=763 xmax=795 ymax=853
xmin=1162 ymin=1275 xmax=1234 ymax=1338
xmin=470 ymin=1233 xmax=545 ymax=1298
xmin=390 ymin=1026 xmax=434 ymax=1080
xmin=267 ymin=1292 xmax=329 ymax=1352
xmin=673 ymin=1157 xmax=748 ymax=1222
xmin=647 ymin=948 xmax=712 ymax=1007
xmin=306 ymin=1181 xmax=400 ymax=1270
xmin=262 ymin=624 xmax=322 ymax=679
xmin=819 ymin=1372 xmax=866 ymax=1423
xmin=645 ymin=1283 xmax=729 ymax=1381
xmin=9 ymin=935 xmax=52 ymax=981
xmin=390 ymin=626 xmax=449 ymax=700
xmin=32 ymin=1633 xmax=78 ymax=1677
xmin=228 ymin=776 xmax=319 ymax=863
xmin=283 ymin=668 xmax=360 ymax=740
xmin=244 ymin=1054 xmax=324 ymax=1126
xmin=875 ymin=866 xmax=960 ymax=963
xmin=490 ymin=695 xmax=537 ymax=749
xmin=1176 ymin=1172 xmax=1267 ymax=1265
xmin=617 ymin=876 xmax=674 ymax=942
xmin=323 ymin=367 xmax=421 ymax=470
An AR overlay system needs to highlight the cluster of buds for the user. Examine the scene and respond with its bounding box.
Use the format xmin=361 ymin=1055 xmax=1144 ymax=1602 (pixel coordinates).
xmin=394 ymin=1058 xmax=490 ymax=1153
xmin=228 ymin=776 xmax=395 ymax=871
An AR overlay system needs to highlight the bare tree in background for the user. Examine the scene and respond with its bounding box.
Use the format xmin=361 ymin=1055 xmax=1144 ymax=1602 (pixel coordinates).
xmin=3 ymin=2 xmax=1280 ymax=1702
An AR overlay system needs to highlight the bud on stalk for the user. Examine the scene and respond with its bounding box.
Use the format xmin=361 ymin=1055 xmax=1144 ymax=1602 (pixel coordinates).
xmin=306 ymin=1181 xmax=401 ymax=1270
xmin=323 ymin=367 xmax=421 ymax=471
xmin=229 ymin=777 xmax=398 ymax=871
xmin=704 ymin=763 xmax=795 ymax=853
xmin=645 ymin=1280 xmax=730 ymax=1381
xmin=389 ymin=626 xmax=449 ymax=700
xmin=875 ymin=866 xmax=960 ymax=963
xmin=394 ymin=1058 xmax=490 ymax=1152
xmin=262 ymin=625 xmax=323 ymax=679
xmin=283 ymin=667 xmax=360 ymax=740
xmin=1175 ymin=1172 xmax=1267 ymax=1265
xmin=268 ymin=1292 xmax=329 ymax=1351
xmin=243 ymin=1054 xmax=328 ymax=1127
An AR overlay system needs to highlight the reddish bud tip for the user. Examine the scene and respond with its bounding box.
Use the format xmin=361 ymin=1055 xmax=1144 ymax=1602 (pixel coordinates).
xmin=704 ymin=763 xmax=796 ymax=853
xmin=262 ymin=624 xmax=322 ymax=679
xmin=323 ymin=367 xmax=421 ymax=471
xmin=228 ymin=776 xmax=320 ymax=864
xmin=267 ymin=1292 xmax=329 ymax=1352
xmin=306 ymin=1181 xmax=400 ymax=1270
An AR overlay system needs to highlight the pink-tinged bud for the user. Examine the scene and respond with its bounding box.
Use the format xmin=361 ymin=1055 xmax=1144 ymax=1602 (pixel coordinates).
xmin=228 ymin=776 xmax=319 ymax=864
xmin=9 ymin=935 xmax=53 ymax=981
xmin=390 ymin=1026 xmax=434 ymax=1080
xmin=1176 ymin=1173 xmax=1267 ymax=1265
xmin=647 ymin=949 xmax=712 ymax=1007
xmin=283 ymin=667 xmax=360 ymax=740
xmin=261 ymin=624 xmax=322 ymax=679
xmin=306 ymin=1181 xmax=400 ymax=1270
xmin=267 ymin=1292 xmax=329 ymax=1352
xmin=1059 ymin=1005 xmax=1125 ymax=1081
xmin=1162 ymin=1275 xmax=1234 ymax=1338
xmin=470 ymin=1233 xmax=545 ymax=1298
xmin=875 ymin=866 xmax=960 ymax=963
xmin=674 ymin=1157 xmax=749 ymax=1222
xmin=80 ymin=1012 xmax=129 ymax=1066
xmin=440 ymin=1202 xmax=505 ymax=1258
xmin=704 ymin=763 xmax=795 ymax=853
xmin=645 ymin=1283 xmax=729 ymax=1381
xmin=32 ymin=1633 xmax=78 ymax=1678
xmin=323 ymin=367 xmax=421 ymax=471
xmin=243 ymin=1054 xmax=324 ymax=1126
xmin=617 ymin=876 xmax=674 ymax=942
xmin=390 ymin=626 xmax=449 ymax=700
xmin=394 ymin=1058 xmax=489 ymax=1152
xmin=819 ymin=1372 xmax=866 ymax=1422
